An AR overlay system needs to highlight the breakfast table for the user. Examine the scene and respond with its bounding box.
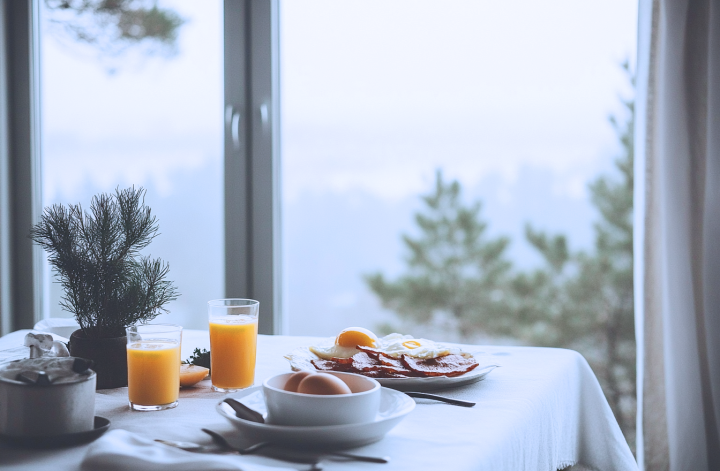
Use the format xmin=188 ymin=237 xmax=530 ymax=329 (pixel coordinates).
xmin=0 ymin=329 xmax=638 ymax=471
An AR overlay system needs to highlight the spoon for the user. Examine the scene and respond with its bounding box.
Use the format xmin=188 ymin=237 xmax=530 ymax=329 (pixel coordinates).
xmin=202 ymin=428 xmax=389 ymax=464
xmin=404 ymin=391 xmax=476 ymax=407
xmin=223 ymin=397 xmax=265 ymax=423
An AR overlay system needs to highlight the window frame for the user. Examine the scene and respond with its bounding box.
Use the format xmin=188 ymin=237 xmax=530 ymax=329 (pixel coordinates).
xmin=0 ymin=0 xmax=43 ymax=336
xmin=224 ymin=0 xmax=283 ymax=335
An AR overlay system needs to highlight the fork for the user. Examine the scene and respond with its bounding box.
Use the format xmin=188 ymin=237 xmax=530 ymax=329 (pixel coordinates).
xmin=201 ymin=428 xmax=389 ymax=464
xmin=156 ymin=437 xmax=321 ymax=471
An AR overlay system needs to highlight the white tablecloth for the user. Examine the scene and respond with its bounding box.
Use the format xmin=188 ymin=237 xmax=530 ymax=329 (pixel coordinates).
xmin=0 ymin=329 xmax=637 ymax=471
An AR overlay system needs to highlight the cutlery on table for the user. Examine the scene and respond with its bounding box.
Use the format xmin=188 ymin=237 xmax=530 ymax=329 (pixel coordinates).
xmin=155 ymin=437 xmax=270 ymax=454
xmin=155 ymin=438 xmax=321 ymax=470
xmin=201 ymin=429 xmax=319 ymax=465
xmin=202 ymin=428 xmax=389 ymax=464
xmin=404 ymin=391 xmax=476 ymax=407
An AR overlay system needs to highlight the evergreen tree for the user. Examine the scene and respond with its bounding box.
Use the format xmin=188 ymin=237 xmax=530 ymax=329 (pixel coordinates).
xmin=44 ymin=0 xmax=185 ymax=57
xmin=512 ymin=65 xmax=635 ymax=445
xmin=366 ymin=64 xmax=636 ymax=448
xmin=365 ymin=172 xmax=514 ymax=338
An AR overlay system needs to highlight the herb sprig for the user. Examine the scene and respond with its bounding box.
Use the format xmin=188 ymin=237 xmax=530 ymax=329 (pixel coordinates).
xmin=185 ymin=348 xmax=210 ymax=370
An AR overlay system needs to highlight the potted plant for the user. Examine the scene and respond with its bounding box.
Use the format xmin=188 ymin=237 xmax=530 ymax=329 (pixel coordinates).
xmin=30 ymin=187 xmax=180 ymax=389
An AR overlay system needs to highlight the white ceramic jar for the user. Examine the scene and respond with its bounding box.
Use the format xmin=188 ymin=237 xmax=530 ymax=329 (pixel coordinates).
xmin=0 ymin=357 xmax=96 ymax=438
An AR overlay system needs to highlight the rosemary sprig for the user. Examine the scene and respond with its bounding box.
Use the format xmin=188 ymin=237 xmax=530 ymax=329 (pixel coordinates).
xmin=185 ymin=348 xmax=210 ymax=370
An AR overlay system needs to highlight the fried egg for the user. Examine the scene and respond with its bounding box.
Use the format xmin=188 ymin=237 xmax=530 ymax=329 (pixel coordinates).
xmin=309 ymin=327 xmax=378 ymax=359
xmin=309 ymin=328 xmax=460 ymax=360
xmin=376 ymin=333 xmax=459 ymax=359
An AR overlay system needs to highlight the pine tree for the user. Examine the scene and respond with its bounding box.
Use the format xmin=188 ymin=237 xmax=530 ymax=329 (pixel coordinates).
xmin=44 ymin=0 xmax=184 ymax=57
xmin=366 ymin=65 xmax=636 ymax=448
xmin=365 ymin=172 xmax=514 ymax=338
xmin=512 ymin=65 xmax=635 ymax=446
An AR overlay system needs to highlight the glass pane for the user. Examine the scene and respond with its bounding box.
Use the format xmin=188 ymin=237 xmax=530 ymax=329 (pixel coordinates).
xmin=281 ymin=0 xmax=636 ymax=334
xmin=40 ymin=0 xmax=224 ymax=330
xmin=281 ymin=0 xmax=637 ymax=449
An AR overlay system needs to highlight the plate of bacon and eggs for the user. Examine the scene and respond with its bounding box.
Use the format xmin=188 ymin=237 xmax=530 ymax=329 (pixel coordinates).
xmin=284 ymin=327 xmax=499 ymax=392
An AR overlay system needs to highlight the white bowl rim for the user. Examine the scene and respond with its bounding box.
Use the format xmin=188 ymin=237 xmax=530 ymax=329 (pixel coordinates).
xmin=263 ymin=371 xmax=380 ymax=398
xmin=218 ymin=386 xmax=415 ymax=431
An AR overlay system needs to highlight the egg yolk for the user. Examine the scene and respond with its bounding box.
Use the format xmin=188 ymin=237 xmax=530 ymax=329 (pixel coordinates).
xmin=335 ymin=327 xmax=378 ymax=348
xmin=402 ymin=340 xmax=422 ymax=349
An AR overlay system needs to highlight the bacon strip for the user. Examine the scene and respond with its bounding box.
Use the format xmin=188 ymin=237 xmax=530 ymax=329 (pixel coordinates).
xmin=355 ymin=345 xmax=383 ymax=359
xmin=356 ymin=346 xmax=405 ymax=367
xmin=353 ymin=352 xmax=416 ymax=377
xmin=361 ymin=369 xmax=410 ymax=378
xmin=311 ymin=358 xmax=351 ymax=372
xmin=350 ymin=352 xmax=381 ymax=371
xmin=311 ymin=350 xmax=478 ymax=379
xmin=400 ymin=354 xmax=479 ymax=377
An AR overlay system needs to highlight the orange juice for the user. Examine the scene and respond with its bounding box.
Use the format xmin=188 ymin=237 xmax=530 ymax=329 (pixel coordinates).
xmin=127 ymin=340 xmax=181 ymax=406
xmin=209 ymin=317 xmax=258 ymax=389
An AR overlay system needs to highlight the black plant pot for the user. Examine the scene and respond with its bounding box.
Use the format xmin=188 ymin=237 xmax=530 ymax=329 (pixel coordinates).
xmin=68 ymin=329 xmax=127 ymax=389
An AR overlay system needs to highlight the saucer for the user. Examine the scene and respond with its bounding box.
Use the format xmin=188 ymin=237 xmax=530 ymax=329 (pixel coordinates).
xmin=217 ymin=386 xmax=414 ymax=449
xmin=0 ymin=416 xmax=110 ymax=448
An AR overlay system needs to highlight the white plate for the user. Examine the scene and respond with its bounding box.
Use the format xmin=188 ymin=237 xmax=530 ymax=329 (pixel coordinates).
xmin=216 ymin=386 xmax=415 ymax=449
xmin=285 ymin=347 xmax=500 ymax=392
xmin=376 ymin=364 xmax=498 ymax=391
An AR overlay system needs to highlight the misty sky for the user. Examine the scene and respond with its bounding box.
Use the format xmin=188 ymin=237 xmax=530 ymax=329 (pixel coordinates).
xmin=281 ymin=0 xmax=637 ymax=203
xmin=43 ymin=0 xmax=637 ymax=203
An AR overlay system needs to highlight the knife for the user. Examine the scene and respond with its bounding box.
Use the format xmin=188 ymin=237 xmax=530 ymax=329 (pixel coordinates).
xmin=404 ymin=391 xmax=476 ymax=407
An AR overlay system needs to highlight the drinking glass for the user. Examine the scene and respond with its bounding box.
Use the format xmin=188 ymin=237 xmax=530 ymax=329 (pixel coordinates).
xmin=208 ymin=299 xmax=259 ymax=392
xmin=126 ymin=324 xmax=183 ymax=411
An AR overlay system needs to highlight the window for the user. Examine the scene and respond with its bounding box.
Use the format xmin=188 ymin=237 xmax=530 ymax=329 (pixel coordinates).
xmin=1 ymin=0 xmax=280 ymax=335
xmin=280 ymin=0 xmax=638 ymax=448
xmin=39 ymin=1 xmax=225 ymax=329
xmin=281 ymin=0 xmax=637 ymax=337
xmin=2 ymin=0 xmax=636 ymax=447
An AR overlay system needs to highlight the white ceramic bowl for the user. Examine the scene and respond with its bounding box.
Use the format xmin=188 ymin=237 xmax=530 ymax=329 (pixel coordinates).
xmin=263 ymin=371 xmax=381 ymax=426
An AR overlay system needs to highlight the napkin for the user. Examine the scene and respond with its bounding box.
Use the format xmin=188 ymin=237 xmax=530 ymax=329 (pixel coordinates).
xmin=33 ymin=318 xmax=79 ymax=339
xmin=80 ymin=429 xmax=295 ymax=471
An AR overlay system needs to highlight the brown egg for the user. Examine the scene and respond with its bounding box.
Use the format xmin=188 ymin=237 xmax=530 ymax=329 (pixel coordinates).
xmin=284 ymin=371 xmax=315 ymax=392
xmin=297 ymin=373 xmax=352 ymax=395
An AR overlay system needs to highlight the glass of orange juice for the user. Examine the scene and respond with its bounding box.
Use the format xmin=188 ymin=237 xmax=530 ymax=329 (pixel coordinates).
xmin=208 ymin=299 xmax=259 ymax=392
xmin=126 ymin=324 xmax=183 ymax=411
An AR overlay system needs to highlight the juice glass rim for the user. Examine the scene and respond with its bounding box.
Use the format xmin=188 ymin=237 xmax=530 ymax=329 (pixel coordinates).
xmin=126 ymin=323 xmax=183 ymax=335
xmin=207 ymin=298 xmax=259 ymax=307
xmin=208 ymin=299 xmax=259 ymax=321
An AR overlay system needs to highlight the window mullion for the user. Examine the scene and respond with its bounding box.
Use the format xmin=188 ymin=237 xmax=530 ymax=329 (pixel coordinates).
xmin=224 ymin=0 xmax=282 ymax=335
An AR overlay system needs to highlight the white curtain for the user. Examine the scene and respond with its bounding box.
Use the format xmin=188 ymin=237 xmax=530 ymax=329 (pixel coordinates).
xmin=635 ymin=0 xmax=720 ymax=469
